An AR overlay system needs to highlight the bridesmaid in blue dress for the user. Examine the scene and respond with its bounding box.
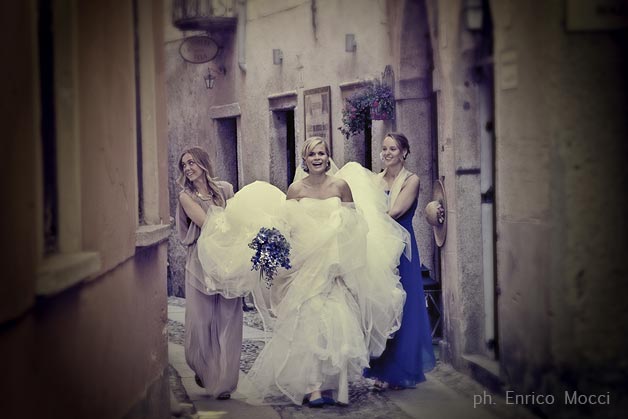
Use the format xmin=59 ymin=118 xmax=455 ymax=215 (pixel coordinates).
xmin=364 ymin=132 xmax=436 ymax=390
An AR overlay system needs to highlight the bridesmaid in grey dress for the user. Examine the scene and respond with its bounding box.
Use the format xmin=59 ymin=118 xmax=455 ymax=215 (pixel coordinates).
xmin=176 ymin=147 xmax=242 ymax=400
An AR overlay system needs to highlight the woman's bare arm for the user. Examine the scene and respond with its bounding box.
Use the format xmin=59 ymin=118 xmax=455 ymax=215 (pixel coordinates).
xmin=179 ymin=193 xmax=207 ymax=227
xmin=286 ymin=181 xmax=302 ymax=200
xmin=338 ymin=179 xmax=354 ymax=203
xmin=388 ymin=175 xmax=420 ymax=219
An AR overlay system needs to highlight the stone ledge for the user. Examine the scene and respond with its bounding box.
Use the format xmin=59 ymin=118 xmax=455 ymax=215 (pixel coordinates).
xmin=268 ymin=91 xmax=297 ymax=111
xmin=339 ymin=79 xmax=370 ymax=90
xmin=135 ymin=224 xmax=171 ymax=247
xmin=267 ymin=90 xmax=297 ymax=100
xmin=462 ymin=354 xmax=499 ymax=375
xmin=36 ymin=251 xmax=101 ymax=296
xmin=462 ymin=353 xmax=503 ymax=394
xmin=208 ymin=102 xmax=241 ymax=119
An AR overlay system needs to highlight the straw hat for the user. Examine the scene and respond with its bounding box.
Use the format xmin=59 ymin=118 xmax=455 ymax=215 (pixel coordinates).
xmin=425 ymin=179 xmax=447 ymax=247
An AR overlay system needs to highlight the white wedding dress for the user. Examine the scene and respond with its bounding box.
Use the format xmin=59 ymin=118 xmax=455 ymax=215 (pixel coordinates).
xmin=197 ymin=162 xmax=409 ymax=405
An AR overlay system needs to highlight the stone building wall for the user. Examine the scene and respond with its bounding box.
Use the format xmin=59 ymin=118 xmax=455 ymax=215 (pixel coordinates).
xmin=165 ymin=0 xmax=438 ymax=295
xmin=0 ymin=1 xmax=171 ymax=418
xmin=429 ymin=0 xmax=628 ymax=417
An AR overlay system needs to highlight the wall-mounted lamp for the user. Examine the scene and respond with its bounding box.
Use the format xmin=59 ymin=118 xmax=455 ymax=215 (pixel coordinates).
xmin=204 ymin=69 xmax=215 ymax=89
xmin=273 ymin=49 xmax=283 ymax=65
xmin=203 ymin=65 xmax=227 ymax=89
xmin=345 ymin=34 xmax=357 ymax=52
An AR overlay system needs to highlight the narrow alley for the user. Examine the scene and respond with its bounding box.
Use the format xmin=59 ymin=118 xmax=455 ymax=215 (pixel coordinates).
xmin=167 ymin=297 xmax=536 ymax=419
xmin=2 ymin=1 xmax=626 ymax=419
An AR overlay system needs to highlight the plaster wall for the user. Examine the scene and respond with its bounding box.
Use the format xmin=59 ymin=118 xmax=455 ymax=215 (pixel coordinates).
xmin=165 ymin=0 xmax=440 ymax=293
xmin=241 ymin=0 xmax=393 ymax=180
xmin=249 ymin=0 xmax=436 ymax=276
xmin=490 ymin=0 xmax=555 ymax=394
xmin=428 ymin=0 xmax=628 ymax=416
xmin=2 ymin=249 xmax=169 ymax=418
xmin=78 ymin=0 xmax=139 ymax=271
xmin=165 ymin=0 xmax=397 ymax=183
xmin=0 ymin=1 xmax=170 ymax=417
xmin=386 ymin=0 xmax=437 ymax=273
xmin=0 ymin=0 xmax=38 ymax=322
xmin=425 ymin=0 xmax=488 ymax=366
xmin=165 ymin=2 xmax=240 ymax=295
xmin=491 ymin=1 xmax=628 ymax=415
xmin=165 ymin=0 xmax=393 ymax=186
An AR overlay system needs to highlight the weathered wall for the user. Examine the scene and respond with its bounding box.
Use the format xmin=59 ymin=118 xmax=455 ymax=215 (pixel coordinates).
xmin=429 ymin=0 xmax=628 ymax=416
xmin=165 ymin=0 xmax=239 ymax=296
xmin=388 ymin=0 xmax=437 ymax=279
xmin=165 ymin=0 xmax=439 ymax=294
xmin=490 ymin=0 xmax=555 ymax=396
xmin=78 ymin=0 xmax=138 ymax=270
xmin=0 ymin=0 xmax=38 ymax=323
xmin=3 ymin=249 xmax=169 ymax=418
xmin=0 ymin=1 xmax=170 ymax=417
xmin=165 ymin=25 xmax=217 ymax=297
xmin=424 ymin=0 xmax=488 ymax=367
xmin=492 ymin=1 xmax=628 ymax=417
xmin=241 ymin=0 xmax=393 ymax=178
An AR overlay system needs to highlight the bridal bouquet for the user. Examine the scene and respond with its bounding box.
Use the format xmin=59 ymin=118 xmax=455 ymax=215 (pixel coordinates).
xmin=248 ymin=227 xmax=292 ymax=288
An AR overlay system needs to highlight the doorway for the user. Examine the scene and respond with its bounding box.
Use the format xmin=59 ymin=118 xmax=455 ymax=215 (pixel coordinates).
xmin=214 ymin=117 xmax=239 ymax=190
xmin=270 ymin=109 xmax=296 ymax=191
xmin=364 ymin=119 xmax=373 ymax=170
xmin=341 ymin=117 xmax=373 ymax=169
xmin=477 ymin=0 xmax=498 ymax=359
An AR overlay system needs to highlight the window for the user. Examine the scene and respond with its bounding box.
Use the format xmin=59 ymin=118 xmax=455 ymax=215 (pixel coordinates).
xmin=134 ymin=0 xmax=170 ymax=247
xmin=36 ymin=0 xmax=101 ymax=296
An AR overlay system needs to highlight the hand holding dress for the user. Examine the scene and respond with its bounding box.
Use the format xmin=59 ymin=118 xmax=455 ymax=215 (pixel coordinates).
xmin=196 ymin=163 xmax=409 ymax=405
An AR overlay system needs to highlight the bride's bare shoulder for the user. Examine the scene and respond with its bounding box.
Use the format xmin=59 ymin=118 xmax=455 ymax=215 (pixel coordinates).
xmin=330 ymin=177 xmax=350 ymax=191
xmin=286 ymin=180 xmax=304 ymax=200
xmin=329 ymin=177 xmax=352 ymax=202
xmin=332 ymin=177 xmax=348 ymax=186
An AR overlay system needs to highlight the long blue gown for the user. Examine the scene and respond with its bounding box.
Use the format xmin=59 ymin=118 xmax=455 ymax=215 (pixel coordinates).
xmin=363 ymin=196 xmax=436 ymax=387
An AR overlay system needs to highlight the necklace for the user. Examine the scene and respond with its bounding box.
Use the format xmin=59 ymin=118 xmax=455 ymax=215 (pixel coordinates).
xmin=194 ymin=190 xmax=214 ymax=201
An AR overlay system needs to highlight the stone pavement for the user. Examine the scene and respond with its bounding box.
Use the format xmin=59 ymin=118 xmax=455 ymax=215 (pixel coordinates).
xmin=167 ymin=297 xmax=539 ymax=419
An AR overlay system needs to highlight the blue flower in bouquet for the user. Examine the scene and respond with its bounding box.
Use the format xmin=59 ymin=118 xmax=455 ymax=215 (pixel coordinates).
xmin=248 ymin=227 xmax=292 ymax=288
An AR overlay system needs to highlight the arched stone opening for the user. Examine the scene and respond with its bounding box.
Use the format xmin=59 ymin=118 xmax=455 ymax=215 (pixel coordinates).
xmin=390 ymin=0 xmax=437 ymax=278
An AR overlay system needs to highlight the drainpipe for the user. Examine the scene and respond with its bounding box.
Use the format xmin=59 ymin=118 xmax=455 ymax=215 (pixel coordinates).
xmin=237 ymin=0 xmax=247 ymax=73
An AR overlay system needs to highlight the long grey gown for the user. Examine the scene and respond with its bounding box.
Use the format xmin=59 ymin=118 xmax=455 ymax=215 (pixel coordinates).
xmin=176 ymin=181 xmax=242 ymax=397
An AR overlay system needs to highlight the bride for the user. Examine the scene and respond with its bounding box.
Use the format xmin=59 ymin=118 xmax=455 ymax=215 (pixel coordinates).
xmin=197 ymin=137 xmax=409 ymax=407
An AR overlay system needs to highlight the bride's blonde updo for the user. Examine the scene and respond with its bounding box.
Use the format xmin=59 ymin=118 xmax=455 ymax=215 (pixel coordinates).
xmin=301 ymin=137 xmax=331 ymax=172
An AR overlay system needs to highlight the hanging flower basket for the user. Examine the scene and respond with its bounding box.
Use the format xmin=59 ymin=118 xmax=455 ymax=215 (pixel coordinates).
xmin=370 ymin=103 xmax=388 ymax=120
xmin=339 ymin=80 xmax=395 ymax=139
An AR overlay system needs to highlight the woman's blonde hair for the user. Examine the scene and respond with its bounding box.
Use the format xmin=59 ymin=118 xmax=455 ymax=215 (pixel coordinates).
xmin=177 ymin=147 xmax=225 ymax=207
xmin=301 ymin=137 xmax=331 ymax=172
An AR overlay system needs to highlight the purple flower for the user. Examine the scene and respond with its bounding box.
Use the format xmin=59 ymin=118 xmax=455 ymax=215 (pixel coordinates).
xmin=248 ymin=227 xmax=291 ymax=288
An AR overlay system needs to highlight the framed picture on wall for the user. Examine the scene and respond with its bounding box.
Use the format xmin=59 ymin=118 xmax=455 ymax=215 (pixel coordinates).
xmin=303 ymin=86 xmax=332 ymax=152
